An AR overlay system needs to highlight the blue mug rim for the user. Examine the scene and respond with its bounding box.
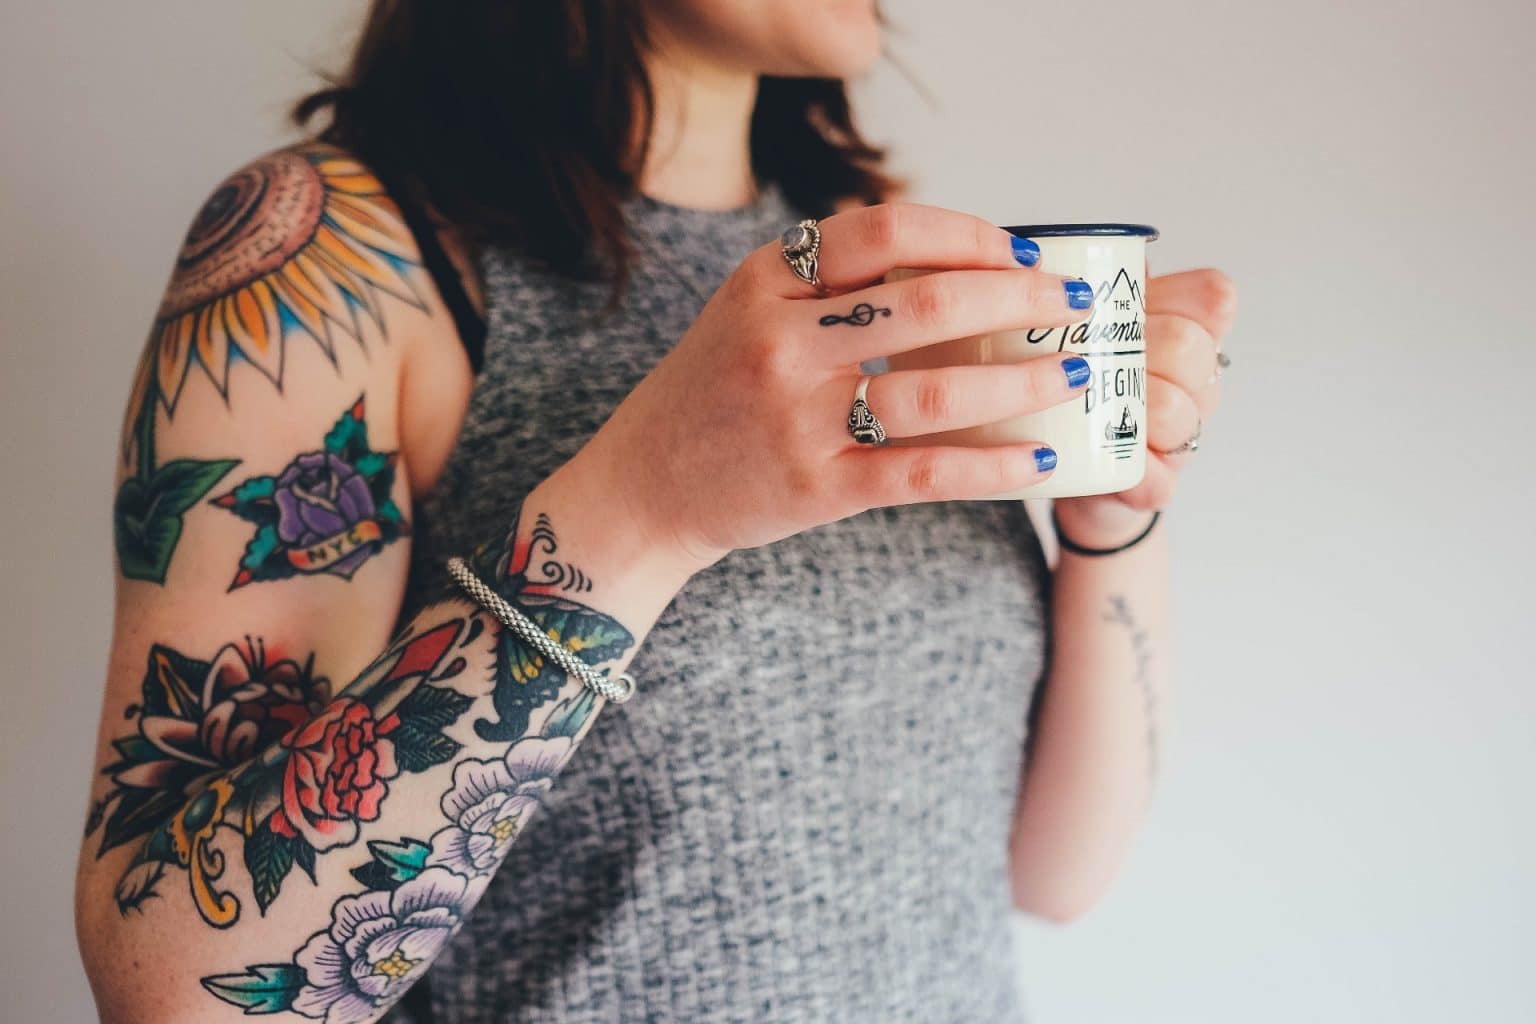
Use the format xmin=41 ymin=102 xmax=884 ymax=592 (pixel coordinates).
xmin=1002 ymin=223 xmax=1159 ymax=240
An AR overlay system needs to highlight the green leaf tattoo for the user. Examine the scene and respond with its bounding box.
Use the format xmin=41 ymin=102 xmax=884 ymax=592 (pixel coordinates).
xmin=348 ymin=837 xmax=431 ymax=892
xmin=200 ymin=964 xmax=307 ymax=1013
xmin=114 ymin=457 xmax=239 ymax=583
xmin=245 ymin=828 xmax=299 ymax=914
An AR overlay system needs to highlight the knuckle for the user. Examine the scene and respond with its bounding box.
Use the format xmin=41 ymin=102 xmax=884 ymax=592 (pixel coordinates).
xmin=1146 ymin=472 xmax=1176 ymax=508
xmin=1011 ymin=362 xmax=1045 ymax=406
xmin=986 ymin=451 xmax=1021 ymax=494
xmin=1200 ymin=377 xmax=1223 ymax=414
xmin=1148 ymin=379 xmax=1186 ymax=424
xmin=1202 ymin=269 xmax=1239 ymax=325
xmin=905 ymin=452 xmax=943 ymax=499
xmin=740 ymin=329 xmax=792 ymax=380
xmin=1120 ymin=480 xmax=1160 ymax=511
xmin=860 ymin=203 xmax=902 ymax=254
xmin=1017 ymin=269 xmax=1056 ymax=316
xmin=913 ymin=375 xmax=954 ymax=424
xmin=975 ymin=218 xmax=1001 ymax=260
xmin=726 ymin=251 xmax=769 ymax=299
xmin=1166 ymin=316 xmax=1204 ymax=360
xmin=902 ymin=274 xmax=954 ymax=328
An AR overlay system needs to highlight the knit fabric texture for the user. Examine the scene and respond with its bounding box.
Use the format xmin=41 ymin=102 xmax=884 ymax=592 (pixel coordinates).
xmin=391 ymin=182 xmax=1051 ymax=1023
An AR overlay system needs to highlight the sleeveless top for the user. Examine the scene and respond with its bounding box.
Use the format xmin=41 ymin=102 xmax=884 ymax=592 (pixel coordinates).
xmin=390 ymin=182 xmax=1053 ymax=1023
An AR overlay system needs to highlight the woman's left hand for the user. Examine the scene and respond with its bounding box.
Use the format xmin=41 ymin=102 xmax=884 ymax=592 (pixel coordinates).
xmin=1052 ymin=268 xmax=1238 ymax=547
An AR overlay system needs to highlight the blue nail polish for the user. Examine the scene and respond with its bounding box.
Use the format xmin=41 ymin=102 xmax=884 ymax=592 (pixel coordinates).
xmin=1010 ymin=236 xmax=1041 ymax=267
xmin=1062 ymin=355 xmax=1091 ymax=388
xmin=1034 ymin=446 xmax=1058 ymax=472
xmin=1064 ymin=279 xmax=1094 ymax=309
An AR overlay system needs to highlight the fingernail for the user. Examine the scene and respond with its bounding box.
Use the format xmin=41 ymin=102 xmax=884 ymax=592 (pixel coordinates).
xmin=1062 ymin=355 xmax=1091 ymax=388
xmin=1010 ymin=236 xmax=1041 ymax=267
xmin=1064 ymin=279 xmax=1094 ymax=309
xmin=1034 ymin=446 xmax=1058 ymax=472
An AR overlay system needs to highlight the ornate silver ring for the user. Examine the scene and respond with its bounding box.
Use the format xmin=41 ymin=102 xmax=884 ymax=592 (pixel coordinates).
xmin=781 ymin=218 xmax=824 ymax=291
xmin=848 ymin=375 xmax=888 ymax=446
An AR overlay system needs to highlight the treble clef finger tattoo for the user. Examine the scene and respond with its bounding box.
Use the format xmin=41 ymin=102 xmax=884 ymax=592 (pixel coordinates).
xmin=818 ymin=302 xmax=893 ymax=328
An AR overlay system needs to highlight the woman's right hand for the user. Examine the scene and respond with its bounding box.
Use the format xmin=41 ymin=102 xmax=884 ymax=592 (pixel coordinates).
xmin=577 ymin=202 xmax=1098 ymax=575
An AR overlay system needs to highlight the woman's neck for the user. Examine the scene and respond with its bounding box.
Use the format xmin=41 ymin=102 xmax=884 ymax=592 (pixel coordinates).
xmin=638 ymin=43 xmax=760 ymax=211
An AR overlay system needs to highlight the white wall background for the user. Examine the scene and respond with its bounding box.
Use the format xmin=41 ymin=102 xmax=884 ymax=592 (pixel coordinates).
xmin=2 ymin=1 xmax=1532 ymax=1021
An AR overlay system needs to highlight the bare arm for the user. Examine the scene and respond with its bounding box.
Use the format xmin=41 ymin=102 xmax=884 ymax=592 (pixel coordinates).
xmin=1009 ymin=269 xmax=1235 ymax=921
xmin=1009 ymin=508 xmax=1169 ymax=922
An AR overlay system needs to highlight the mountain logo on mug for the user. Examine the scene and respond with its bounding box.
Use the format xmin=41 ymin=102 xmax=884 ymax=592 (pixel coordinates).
xmin=1096 ymin=267 xmax=1145 ymax=311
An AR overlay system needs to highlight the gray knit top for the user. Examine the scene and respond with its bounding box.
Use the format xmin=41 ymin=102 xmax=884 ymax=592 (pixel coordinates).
xmin=392 ymin=182 xmax=1052 ymax=1023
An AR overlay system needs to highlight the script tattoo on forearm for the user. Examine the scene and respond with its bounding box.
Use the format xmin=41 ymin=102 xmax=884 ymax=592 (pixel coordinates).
xmin=1102 ymin=594 xmax=1158 ymax=780
xmin=115 ymin=144 xmax=425 ymax=584
xmin=85 ymin=508 xmax=636 ymax=1021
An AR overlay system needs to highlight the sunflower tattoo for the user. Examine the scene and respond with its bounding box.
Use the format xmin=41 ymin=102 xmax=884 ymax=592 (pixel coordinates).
xmin=115 ymin=144 xmax=423 ymax=583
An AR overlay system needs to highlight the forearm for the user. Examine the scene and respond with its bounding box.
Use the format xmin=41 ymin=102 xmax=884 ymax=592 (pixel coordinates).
xmin=1009 ymin=504 xmax=1169 ymax=922
xmin=77 ymin=458 xmax=696 ymax=1023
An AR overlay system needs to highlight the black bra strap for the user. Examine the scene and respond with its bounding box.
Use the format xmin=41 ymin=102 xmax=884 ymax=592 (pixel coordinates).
xmin=392 ymin=190 xmax=488 ymax=375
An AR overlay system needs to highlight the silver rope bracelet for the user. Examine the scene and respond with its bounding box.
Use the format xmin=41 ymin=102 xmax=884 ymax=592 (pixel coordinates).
xmin=445 ymin=556 xmax=636 ymax=704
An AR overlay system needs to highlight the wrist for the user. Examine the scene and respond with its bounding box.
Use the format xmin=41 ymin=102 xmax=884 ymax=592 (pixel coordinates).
xmin=1052 ymin=496 xmax=1161 ymax=553
xmin=530 ymin=450 xmax=706 ymax=602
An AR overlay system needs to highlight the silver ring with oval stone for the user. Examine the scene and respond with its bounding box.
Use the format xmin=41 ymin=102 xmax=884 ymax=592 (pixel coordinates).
xmin=780 ymin=218 xmax=825 ymax=291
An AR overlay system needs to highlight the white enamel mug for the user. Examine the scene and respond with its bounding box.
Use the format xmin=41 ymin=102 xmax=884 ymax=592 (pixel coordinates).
xmin=884 ymin=223 xmax=1159 ymax=499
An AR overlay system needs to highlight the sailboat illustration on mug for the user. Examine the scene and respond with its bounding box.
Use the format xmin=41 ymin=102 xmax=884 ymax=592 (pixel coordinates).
xmin=1105 ymin=406 xmax=1138 ymax=441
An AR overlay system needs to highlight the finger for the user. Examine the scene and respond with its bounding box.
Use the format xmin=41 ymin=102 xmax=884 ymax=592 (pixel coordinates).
xmin=1145 ymin=313 xmax=1218 ymax=396
xmin=1114 ymin=451 xmax=1178 ymax=512
xmin=745 ymin=202 xmax=1036 ymax=299
xmin=1193 ymin=374 xmax=1223 ymax=420
xmin=1145 ymin=269 xmax=1238 ymax=341
xmin=1145 ymin=374 xmax=1201 ymax=455
xmin=842 ymin=442 xmax=1060 ymax=508
xmin=805 ymin=268 xmax=1094 ymax=366
xmin=851 ymin=355 xmax=1092 ymax=439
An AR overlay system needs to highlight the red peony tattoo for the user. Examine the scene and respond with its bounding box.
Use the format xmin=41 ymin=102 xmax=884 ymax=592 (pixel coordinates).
xmin=270 ymin=698 xmax=402 ymax=852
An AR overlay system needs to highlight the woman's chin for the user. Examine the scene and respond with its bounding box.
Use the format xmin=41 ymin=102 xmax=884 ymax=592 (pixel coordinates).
xmin=789 ymin=23 xmax=884 ymax=79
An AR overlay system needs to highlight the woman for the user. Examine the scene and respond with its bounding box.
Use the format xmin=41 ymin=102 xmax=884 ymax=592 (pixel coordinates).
xmin=74 ymin=2 xmax=1234 ymax=1022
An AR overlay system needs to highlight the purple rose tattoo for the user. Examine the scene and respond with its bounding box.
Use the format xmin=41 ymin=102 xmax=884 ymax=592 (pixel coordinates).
xmin=213 ymin=397 xmax=407 ymax=588
xmin=274 ymin=452 xmax=379 ymax=578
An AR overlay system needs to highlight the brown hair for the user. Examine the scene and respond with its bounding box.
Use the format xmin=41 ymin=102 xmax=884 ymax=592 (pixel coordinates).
xmin=294 ymin=1 xmax=904 ymax=308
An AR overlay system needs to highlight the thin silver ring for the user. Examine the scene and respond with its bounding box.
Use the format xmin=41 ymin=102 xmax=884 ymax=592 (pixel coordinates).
xmin=848 ymin=375 xmax=888 ymax=446
xmin=1158 ymin=418 xmax=1202 ymax=456
xmin=780 ymin=218 xmax=824 ymax=291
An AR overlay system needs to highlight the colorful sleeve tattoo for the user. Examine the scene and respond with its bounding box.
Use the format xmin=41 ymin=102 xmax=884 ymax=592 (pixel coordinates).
xmin=85 ymin=503 xmax=636 ymax=1020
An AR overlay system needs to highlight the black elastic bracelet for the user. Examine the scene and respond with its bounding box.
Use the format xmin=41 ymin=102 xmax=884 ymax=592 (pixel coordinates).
xmin=1051 ymin=507 xmax=1162 ymax=557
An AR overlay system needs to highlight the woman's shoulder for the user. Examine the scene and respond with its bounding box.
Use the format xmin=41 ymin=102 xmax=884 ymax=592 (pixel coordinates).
xmin=159 ymin=139 xmax=421 ymax=328
xmin=158 ymin=137 xmax=482 ymax=368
